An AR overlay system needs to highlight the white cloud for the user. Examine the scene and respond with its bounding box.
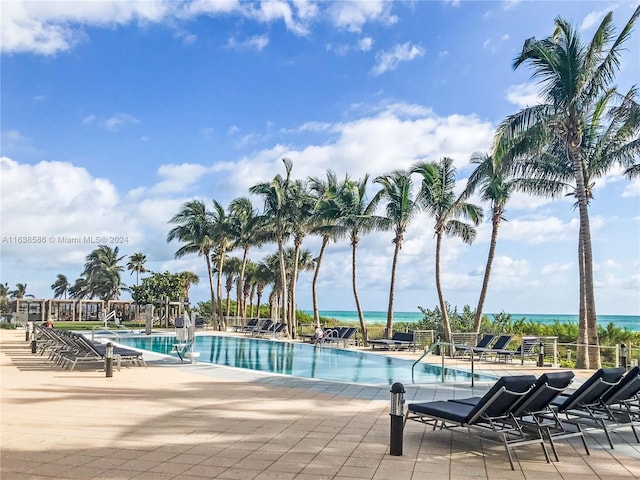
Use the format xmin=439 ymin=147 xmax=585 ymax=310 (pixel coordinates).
xmin=328 ymin=0 xmax=397 ymax=33
xmin=505 ymin=82 xmax=545 ymax=108
xmin=358 ymin=36 xmax=373 ymax=51
xmin=83 ymin=113 xmax=140 ymax=132
xmin=622 ymin=177 xmax=640 ymax=197
xmin=149 ymin=163 xmax=213 ymax=194
xmin=541 ymin=262 xmax=574 ymax=275
xmin=371 ymin=42 xmax=425 ymax=76
xmin=580 ymin=7 xmax=613 ymax=31
xmin=226 ymin=35 xmax=269 ymax=51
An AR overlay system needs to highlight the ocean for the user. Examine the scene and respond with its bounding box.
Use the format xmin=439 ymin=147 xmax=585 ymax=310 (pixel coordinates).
xmin=306 ymin=310 xmax=640 ymax=331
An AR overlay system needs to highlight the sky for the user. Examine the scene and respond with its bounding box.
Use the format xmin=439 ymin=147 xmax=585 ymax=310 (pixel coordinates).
xmin=1 ymin=0 xmax=639 ymax=317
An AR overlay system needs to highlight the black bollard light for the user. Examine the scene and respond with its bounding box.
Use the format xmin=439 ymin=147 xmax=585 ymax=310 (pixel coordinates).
xmin=105 ymin=342 xmax=114 ymax=378
xmin=30 ymin=335 xmax=37 ymax=354
xmin=621 ymin=344 xmax=628 ymax=370
xmin=537 ymin=342 xmax=545 ymax=367
xmin=390 ymin=382 xmax=405 ymax=456
xmin=25 ymin=323 xmax=30 ymax=342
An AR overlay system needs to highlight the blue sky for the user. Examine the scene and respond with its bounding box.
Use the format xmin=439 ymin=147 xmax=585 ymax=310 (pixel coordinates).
xmin=1 ymin=0 xmax=639 ymax=316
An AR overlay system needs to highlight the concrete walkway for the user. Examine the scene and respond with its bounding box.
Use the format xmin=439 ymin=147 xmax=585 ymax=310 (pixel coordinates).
xmin=2 ymin=329 xmax=640 ymax=479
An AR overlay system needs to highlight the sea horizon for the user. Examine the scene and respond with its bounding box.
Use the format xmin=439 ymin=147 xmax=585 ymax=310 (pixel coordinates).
xmin=305 ymin=310 xmax=640 ymax=331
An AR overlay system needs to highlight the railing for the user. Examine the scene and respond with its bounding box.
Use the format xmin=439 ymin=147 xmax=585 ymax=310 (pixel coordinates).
xmin=411 ymin=341 xmax=479 ymax=387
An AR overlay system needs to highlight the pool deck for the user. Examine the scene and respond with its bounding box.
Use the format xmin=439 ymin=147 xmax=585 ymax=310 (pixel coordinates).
xmin=2 ymin=329 xmax=640 ymax=479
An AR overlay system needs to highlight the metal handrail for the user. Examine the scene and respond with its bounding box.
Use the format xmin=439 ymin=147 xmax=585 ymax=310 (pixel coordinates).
xmin=412 ymin=341 xmax=476 ymax=387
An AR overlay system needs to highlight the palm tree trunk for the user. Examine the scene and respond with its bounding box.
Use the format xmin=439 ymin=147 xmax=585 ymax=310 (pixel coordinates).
xmin=239 ymin=246 xmax=250 ymax=320
xmin=569 ymin=118 xmax=600 ymax=369
xmin=216 ymin=251 xmax=226 ymax=331
xmin=385 ymin=237 xmax=402 ymax=339
xmin=290 ymin=241 xmax=301 ymax=338
xmin=351 ymin=237 xmax=368 ymax=346
xmin=473 ymin=209 xmax=501 ymax=332
xmin=576 ymin=232 xmax=589 ymax=369
xmin=435 ymin=232 xmax=452 ymax=344
xmin=205 ymin=253 xmax=216 ymax=326
xmin=277 ymin=236 xmax=289 ymax=334
xmin=312 ymin=236 xmax=329 ymax=328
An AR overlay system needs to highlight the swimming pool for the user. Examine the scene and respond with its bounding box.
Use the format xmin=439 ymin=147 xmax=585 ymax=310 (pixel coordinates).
xmin=117 ymin=335 xmax=495 ymax=385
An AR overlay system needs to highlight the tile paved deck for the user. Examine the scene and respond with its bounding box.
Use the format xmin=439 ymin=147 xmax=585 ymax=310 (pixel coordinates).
xmin=2 ymin=329 xmax=640 ymax=479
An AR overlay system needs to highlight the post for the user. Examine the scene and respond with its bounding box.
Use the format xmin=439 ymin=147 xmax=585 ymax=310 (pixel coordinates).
xmin=25 ymin=321 xmax=30 ymax=342
xmin=537 ymin=342 xmax=544 ymax=367
xmin=390 ymin=382 xmax=405 ymax=456
xmin=30 ymin=333 xmax=37 ymax=354
xmin=621 ymin=344 xmax=628 ymax=371
xmin=105 ymin=342 xmax=114 ymax=378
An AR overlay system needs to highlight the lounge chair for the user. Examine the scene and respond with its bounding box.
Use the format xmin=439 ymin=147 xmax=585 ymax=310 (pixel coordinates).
xmin=369 ymin=332 xmax=416 ymax=351
xmin=454 ymin=334 xmax=495 ymax=358
xmin=551 ymin=368 xmax=637 ymax=448
xmin=60 ymin=332 xmax=147 ymax=371
xmin=469 ymin=334 xmax=512 ymax=360
xmin=495 ymin=337 xmax=539 ymax=363
xmin=323 ymin=327 xmax=358 ymax=348
xmin=449 ymin=371 xmax=589 ymax=462
xmin=405 ymin=374 xmax=546 ymax=470
xmin=234 ymin=318 xmax=259 ymax=333
xmin=244 ymin=319 xmax=272 ymax=335
xmin=553 ymin=366 xmax=638 ymax=449
xmin=253 ymin=322 xmax=287 ymax=338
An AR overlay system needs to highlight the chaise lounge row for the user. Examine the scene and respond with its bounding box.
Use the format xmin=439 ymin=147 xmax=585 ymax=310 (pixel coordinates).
xmin=405 ymin=366 xmax=640 ymax=469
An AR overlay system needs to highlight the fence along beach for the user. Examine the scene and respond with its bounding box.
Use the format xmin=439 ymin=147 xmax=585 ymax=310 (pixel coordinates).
xmin=309 ymin=310 xmax=640 ymax=331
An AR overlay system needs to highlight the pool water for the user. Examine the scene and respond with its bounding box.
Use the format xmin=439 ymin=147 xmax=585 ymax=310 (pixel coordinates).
xmin=118 ymin=335 xmax=495 ymax=385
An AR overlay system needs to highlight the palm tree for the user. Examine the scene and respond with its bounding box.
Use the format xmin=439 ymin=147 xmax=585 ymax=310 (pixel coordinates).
xmin=336 ymin=175 xmax=386 ymax=345
xmin=83 ymin=245 xmax=125 ymax=301
xmin=308 ymin=170 xmax=347 ymax=327
xmin=178 ymin=271 xmax=200 ymax=304
xmin=69 ymin=278 xmax=90 ymax=299
xmin=229 ymin=197 xmax=266 ymax=320
xmin=127 ymin=253 xmax=147 ymax=290
xmin=51 ymin=274 xmax=70 ymax=299
xmin=127 ymin=252 xmax=147 ymax=318
xmin=0 ymin=282 xmax=9 ymax=313
xmin=372 ymin=170 xmax=417 ymax=338
xmin=9 ymin=283 xmax=28 ymax=299
xmin=287 ymin=179 xmax=315 ymax=336
xmin=206 ymin=200 xmax=236 ymax=330
xmin=167 ymin=200 xmax=216 ymax=325
xmin=252 ymin=261 xmax=273 ymax=319
xmin=249 ymin=158 xmax=295 ymax=330
xmin=499 ymin=7 xmax=639 ymax=368
xmin=413 ymin=158 xmax=483 ymax=343
xmin=222 ymin=256 xmax=242 ymax=318
xmin=465 ymin=151 xmax=517 ymax=333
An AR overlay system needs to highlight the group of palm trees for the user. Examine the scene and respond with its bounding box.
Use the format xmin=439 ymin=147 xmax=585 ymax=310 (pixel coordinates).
xmin=167 ymin=9 xmax=639 ymax=368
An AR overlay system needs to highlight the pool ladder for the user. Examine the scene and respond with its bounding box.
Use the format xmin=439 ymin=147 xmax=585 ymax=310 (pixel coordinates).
xmin=411 ymin=341 xmax=476 ymax=387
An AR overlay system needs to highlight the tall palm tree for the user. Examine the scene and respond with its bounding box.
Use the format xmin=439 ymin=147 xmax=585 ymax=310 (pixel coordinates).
xmin=127 ymin=253 xmax=147 ymax=291
xmin=413 ymin=158 xmax=483 ymax=343
xmin=0 ymin=282 xmax=9 ymax=313
xmin=83 ymin=245 xmax=125 ymax=301
xmin=336 ymin=175 xmax=386 ymax=345
xmin=51 ymin=274 xmax=70 ymax=299
xmin=499 ymin=7 xmax=639 ymax=368
xmin=229 ymin=197 xmax=267 ymax=320
xmin=167 ymin=200 xmax=216 ymax=324
xmin=465 ymin=151 xmax=517 ymax=333
xmin=210 ymin=200 xmax=235 ymax=330
xmin=249 ymin=158 xmax=294 ymax=329
xmin=308 ymin=170 xmax=347 ymax=327
xmin=287 ymin=179 xmax=315 ymax=336
xmin=127 ymin=252 xmax=147 ymax=318
xmin=372 ymin=170 xmax=417 ymax=338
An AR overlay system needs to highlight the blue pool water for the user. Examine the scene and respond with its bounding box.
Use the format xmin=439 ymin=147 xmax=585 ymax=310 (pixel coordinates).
xmin=117 ymin=335 xmax=495 ymax=385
